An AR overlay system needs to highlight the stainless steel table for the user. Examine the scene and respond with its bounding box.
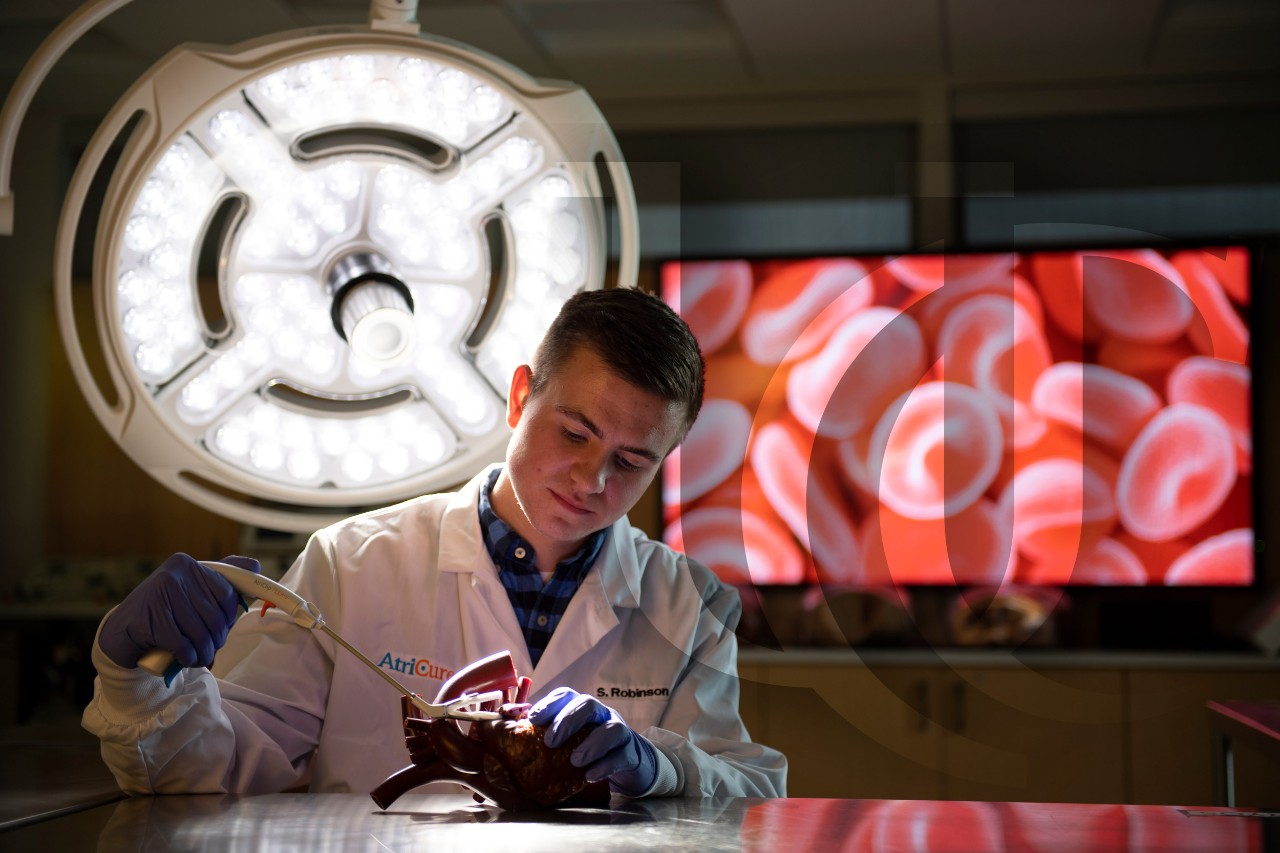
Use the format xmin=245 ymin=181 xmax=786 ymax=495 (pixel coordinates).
xmin=1 ymin=793 xmax=1274 ymax=852
xmin=0 ymin=721 xmax=123 ymax=830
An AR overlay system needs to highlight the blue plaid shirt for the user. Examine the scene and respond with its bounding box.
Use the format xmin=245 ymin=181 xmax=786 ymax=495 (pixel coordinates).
xmin=477 ymin=467 xmax=606 ymax=667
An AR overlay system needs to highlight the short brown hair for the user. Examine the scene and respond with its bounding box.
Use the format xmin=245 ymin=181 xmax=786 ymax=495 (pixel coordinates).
xmin=529 ymin=287 xmax=705 ymax=441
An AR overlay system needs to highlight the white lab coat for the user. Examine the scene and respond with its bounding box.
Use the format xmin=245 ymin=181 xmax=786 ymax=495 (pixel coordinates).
xmin=83 ymin=466 xmax=787 ymax=799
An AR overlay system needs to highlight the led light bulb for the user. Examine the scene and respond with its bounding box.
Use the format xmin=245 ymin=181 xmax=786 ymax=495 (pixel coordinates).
xmin=415 ymin=432 xmax=447 ymax=464
xmin=456 ymin=394 xmax=488 ymax=426
xmin=436 ymin=68 xmax=469 ymax=102
xmin=280 ymin=414 xmax=313 ymax=450
xmin=375 ymin=166 xmax=411 ymax=200
xmin=387 ymin=410 xmax=419 ymax=443
xmin=398 ymin=57 xmax=432 ymax=90
xmin=324 ymin=161 xmax=363 ymax=200
xmin=303 ymin=342 xmax=337 ymax=375
xmin=118 ymin=270 xmax=160 ymax=306
xmin=532 ymin=174 xmax=573 ymax=210
xmin=274 ymin=327 xmax=306 ymax=361
xmin=379 ymin=444 xmax=410 ymax=476
xmin=247 ymin=304 xmax=284 ymax=335
xmin=254 ymin=69 xmax=291 ymax=106
xmin=468 ymin=158 xmax=501 ymax=196
xmin=496 ymin=137 xmax=536 ymax=173
xmin=122 ymin=307 xmax=160 ymax=342
xmin=287 ymin=449 xmax=322 ymax=481
xmin=443 ymin=178 xmax=474 ymax=211
xmin=339 ymin=54 xmax=376 ymax=86
xmin=135 ymin=179 xmax=169 ymax=215
xmin=181 ymin=376 xmax=218 ymax=413
xmin=146 ymin=245 xmax=184 ymax=279
xmin=215 ymin=418 xmax=251 ymax=457
xmin=124 ymin=215 xmax=162 ymax=253
xmin=342 ymin=449 xmax=374 ymax=483
xmin=436 ymin=238 xmax=470 ymax=271
xmin=318 ymin=422 xmax=351 ymax=456
xmin=135 ymin=342 xmax=175 ymax=377
xmin=515 ymin=269 xmax=552 ymax=302
xmin=250 ymin=440 xmax=284 ymax=472
xmin=237 ymin=336 xmax=271 ymax=368
xmin=210 ymin=354 xmax=246 ymax=389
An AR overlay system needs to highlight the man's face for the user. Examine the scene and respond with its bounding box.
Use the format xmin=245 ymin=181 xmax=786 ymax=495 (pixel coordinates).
xmin=493 ymin=345 xmax=687 ymax=558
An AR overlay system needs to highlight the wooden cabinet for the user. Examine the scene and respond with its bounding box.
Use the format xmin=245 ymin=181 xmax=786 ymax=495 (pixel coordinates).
xmin=738 ymin=660 xmax=945 ymax=799
xmin=940 ymin=666 xmax=1125 ymax=803
xmin=738 ymin=652 xmax=1277 ymax=805
xmin=1128 ymin=667 xmax=1280 ymax=806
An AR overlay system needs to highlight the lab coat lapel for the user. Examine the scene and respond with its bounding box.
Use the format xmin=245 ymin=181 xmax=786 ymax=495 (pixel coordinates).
xmin=531 ymin=518 xmax=642 ymax=689
xmin=456 ymin=570 xmax=533 ymax=677
xmin=437 ymin=467 xmax=534 ymax=676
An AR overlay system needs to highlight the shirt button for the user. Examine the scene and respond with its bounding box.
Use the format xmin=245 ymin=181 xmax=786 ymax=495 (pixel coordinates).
xmin=536 ymin=615 xmax=549 ymax=627
xmin=514 ymin=547 xmax=527 ymax=559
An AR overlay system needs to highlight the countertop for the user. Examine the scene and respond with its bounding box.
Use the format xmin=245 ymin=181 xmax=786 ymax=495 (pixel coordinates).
xmin=0 ymin=719 xmax=122 ymax=830
xmin=738 ymin=646 xmax=1280 ymax=669
xmin=1 ymin=793 xmax=1273 ymax=852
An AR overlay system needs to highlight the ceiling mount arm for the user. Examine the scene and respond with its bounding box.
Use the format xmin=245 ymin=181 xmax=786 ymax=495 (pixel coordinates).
xmin=0 ymin=0 xmax=139 ymax=235
xmin=369 ymin=0 xmax=421 ymax=33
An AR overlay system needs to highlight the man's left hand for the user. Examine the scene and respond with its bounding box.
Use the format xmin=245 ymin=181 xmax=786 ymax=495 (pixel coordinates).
xmin=527 ymin=686 xmax=658 ymax=797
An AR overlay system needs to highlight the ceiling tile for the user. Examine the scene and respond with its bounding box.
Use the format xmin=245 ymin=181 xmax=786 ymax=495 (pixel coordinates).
xmin=947 ymin=0 xmax=1164 ymax=77
xmin=509 ymin=0 xmax=752 ymax=95
xmin=94 ymin=0 xmax=303 ymax=56
xmin=1147 ymin=0 xmax=1280 ymax=73
xmin=724 ymin=0 xmax=945 ymax=83
xmin=2 ymin=0 xmax=1279 ymax=125
xmin=413 ymin=3 xmax=561 ymax=79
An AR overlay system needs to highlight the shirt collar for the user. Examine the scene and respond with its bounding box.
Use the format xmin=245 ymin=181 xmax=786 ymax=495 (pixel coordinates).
xmin=477 ymin=466 xmax=606 ymax=576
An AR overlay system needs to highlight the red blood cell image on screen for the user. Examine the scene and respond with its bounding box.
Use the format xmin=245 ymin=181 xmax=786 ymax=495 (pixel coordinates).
xmin=662 ymin=398 xmax=753 ymax=505
xmin=1031 ymin=362 xmax=1162 ymax=454
xmin=1166 ymin=356 xmax=1251 ymax=474
xmin=935 ymin=294 xmax=1053 ymax=450
xmin=1081 ymin=250 xmax=1194 ymax=345
xmin=750 ymin=417 xmax=863 ymax=583
xmin=660 ymin=247 xmax=1253 ymax=587
xmin=787 ymin=307 xmax=926 ymax=439
xmin=660 ymin=260 xmax=751 ymax=356
xmin=739 ymin=258 xmax=874 ymax=365
xmin=863 ymin=498 xmax=1014 ymax=586
xmin=665 ymin=505 xmax=807 ymax=586
xmin=1116 ymin=403 xmax=1237 ymax=542
xmin=868 ymin=381 xmax=1003 ymax=521
xmin=1173 ymin=251 xmax=1249 ymax=364
xmin=999 ymin=457 xmax=1116 ymax=572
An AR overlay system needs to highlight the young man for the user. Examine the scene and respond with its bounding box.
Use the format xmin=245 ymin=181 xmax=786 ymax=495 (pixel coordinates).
xmin=84 ymin=287 xmax=787 ymax=799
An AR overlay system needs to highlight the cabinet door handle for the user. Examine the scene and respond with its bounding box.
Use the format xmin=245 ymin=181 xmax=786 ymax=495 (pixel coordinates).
xmin=952 ymin=681 xmax=967 ymax=733
xmin=912 ymin=680 xmax=930 ymax=732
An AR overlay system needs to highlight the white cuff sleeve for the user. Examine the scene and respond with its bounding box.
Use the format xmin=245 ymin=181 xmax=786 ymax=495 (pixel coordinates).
xmin=89 ymin=609 xmax=188 ymax=723
xmin=640 ymin=738 xmax=683 ymax=797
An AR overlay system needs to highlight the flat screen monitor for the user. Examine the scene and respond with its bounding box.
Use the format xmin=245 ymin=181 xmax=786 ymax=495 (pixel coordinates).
xmin=659 ymin=246 xmax=1252 ymax=589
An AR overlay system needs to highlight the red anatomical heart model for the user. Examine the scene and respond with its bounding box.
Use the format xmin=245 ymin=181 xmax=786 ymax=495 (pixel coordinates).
xmin=371 ymin=651 xmax=610 ymax=810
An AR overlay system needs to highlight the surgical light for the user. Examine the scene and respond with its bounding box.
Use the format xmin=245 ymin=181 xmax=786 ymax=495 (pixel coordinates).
xmin=0 ymin=0 xmax=639 ymax=531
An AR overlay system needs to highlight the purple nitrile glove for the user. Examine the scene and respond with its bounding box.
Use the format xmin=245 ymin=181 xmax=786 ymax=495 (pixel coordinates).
xmin=98 ymin=553 xmax=261 ymax=671
xmin=527 ymin=686 xmax=659 ymax=797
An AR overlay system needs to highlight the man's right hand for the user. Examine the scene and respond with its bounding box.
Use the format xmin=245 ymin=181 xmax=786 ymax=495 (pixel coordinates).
xmin=98 ymin=553 xmax=260 ymax=671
